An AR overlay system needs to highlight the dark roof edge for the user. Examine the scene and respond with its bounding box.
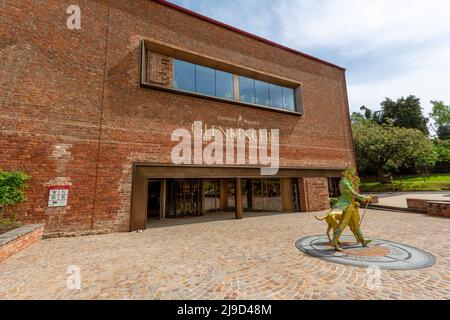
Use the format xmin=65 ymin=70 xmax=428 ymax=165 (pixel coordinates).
xmin=152 ymin=0 xmax=346 ymax=71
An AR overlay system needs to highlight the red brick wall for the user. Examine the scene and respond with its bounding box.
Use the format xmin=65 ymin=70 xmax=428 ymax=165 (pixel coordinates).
xmin=427 ymin=202 xmax=450 ymax=217
xmin=0 ymin=226 xmax=44 ymax=263
xmin=1 ymin=0 xmax=353 ymax=233
xmin=406 ymin=199 xmax=429 ymax=211
xmin=298 ymin=177 xmax=331 ymax=212
xmin=0 ymin=0 xmax=107 ymax=232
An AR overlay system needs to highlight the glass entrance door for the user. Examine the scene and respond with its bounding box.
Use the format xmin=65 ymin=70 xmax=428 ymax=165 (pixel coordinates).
xmin=167 ymin=179 xmax=202 ymax=217
xmin=147 ymin=180 xmax=161 ymax=219
xmin=242 ymin=178 xmax=282 ymax=212
xmin=226 ymin=179 xmax=235 ymax=211
xmin=203 ymin=178 xmax=220 ymax=212
xmin=292 ymin=179 xmax=300 ymax=211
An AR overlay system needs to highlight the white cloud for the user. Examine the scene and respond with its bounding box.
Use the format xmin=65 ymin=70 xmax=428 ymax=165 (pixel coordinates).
xmin=349 ymin=45 xmax=450 ymax=113
xmin=276 ymin=0 xmax=450 ymax=54
xmin=272 ymin=0 xmax=450 ymax=114
xmin=169 ymin=0 xmax=450 ymax=115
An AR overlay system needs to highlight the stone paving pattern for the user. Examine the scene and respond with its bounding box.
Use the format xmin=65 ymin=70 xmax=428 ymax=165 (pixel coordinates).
xmin=1 ymin=210 xmax=449 ymax=300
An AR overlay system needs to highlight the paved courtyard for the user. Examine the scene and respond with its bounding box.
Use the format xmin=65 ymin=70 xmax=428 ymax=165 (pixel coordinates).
xmin=370 ymin=191 xmax=450 ymax=208
xmin=1 ymin=210 xmax=449 ymax=300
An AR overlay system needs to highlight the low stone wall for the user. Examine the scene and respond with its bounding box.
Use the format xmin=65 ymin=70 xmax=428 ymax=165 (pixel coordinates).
xmin=406 ymin=198 xmax=450 ymax=217
xmin=0 ymin=224 xmax=44 ymax=263
xmin=406 ymin=198 xmax=429 ymax=212
xmin=427 ymin=201 xmax=450 ymax=217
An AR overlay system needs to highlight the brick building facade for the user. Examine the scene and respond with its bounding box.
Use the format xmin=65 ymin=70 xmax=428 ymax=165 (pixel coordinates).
xmin=1 ymin=0 xmax=355 ymax=235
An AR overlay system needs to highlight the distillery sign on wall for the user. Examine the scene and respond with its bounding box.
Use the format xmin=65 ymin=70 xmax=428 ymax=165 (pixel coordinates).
xmin=48 ymin=186 xmax=70 ymax=207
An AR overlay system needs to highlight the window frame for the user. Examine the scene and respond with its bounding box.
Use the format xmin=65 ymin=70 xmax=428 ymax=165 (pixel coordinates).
xmin=195 ymin=64 xmax=216 ymax=96
xmin=215 ymin=69 xmax=234 ymax=100
xmin=254 ymin=80 xmax=270 ymax=107
xmin=173 ymin=59 xmax=196 ymax=92
xmin=238 ymin=75 xmax=256 ymax=105
xmin=140 ymin=41 xmax=304 ymax=116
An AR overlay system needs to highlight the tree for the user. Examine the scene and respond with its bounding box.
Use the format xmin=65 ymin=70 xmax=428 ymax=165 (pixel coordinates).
xmin=359 ymin=106 xmax=373 ymax=120
xmin=351 ymin=109 xmax=369 ymax=124
xmin=351 ymin=106 xmax=383 ymax=125
xmin=352 ymin=96 xmax=429 ymax=135
xmin=433 ymin=140 xmax=450 ymax=172
xmin=353 ymin=122 xmax=436 ymax=181
xmin=429 ymin=100 xmax=450 ymax=140
xmin=437 ymin=125 xmax=450 ymax=140
xmin=380 ymin=96 xmax=429 ymax=135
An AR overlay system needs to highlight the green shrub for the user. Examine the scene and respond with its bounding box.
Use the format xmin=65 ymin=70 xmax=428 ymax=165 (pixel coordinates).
xmin=0 ymin=168 xmax=30 ymax=233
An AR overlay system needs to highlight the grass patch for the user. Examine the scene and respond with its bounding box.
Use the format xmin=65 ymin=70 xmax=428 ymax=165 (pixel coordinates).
xmin=360 ymin=173 xmax=450 ymax=192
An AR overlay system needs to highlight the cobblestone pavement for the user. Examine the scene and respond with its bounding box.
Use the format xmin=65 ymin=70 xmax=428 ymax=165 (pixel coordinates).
xmin=1 ymin=210 xmax=449 ymax=300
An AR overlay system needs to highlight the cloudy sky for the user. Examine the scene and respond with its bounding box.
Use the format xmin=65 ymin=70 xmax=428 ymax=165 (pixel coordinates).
xmin=168 ymin=0 xmax=450 ymax=115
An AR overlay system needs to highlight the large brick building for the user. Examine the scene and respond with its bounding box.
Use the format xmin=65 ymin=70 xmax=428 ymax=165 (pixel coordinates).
xmin=1 ymin=0 xmax=355 ymax=235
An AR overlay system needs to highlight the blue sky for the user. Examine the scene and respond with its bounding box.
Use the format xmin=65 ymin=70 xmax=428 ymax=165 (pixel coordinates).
xmin=167 ymin=0 xmax=450 ymax=115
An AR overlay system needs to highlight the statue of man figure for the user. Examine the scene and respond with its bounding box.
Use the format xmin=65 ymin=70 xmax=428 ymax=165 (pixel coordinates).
xmin=330 ymin=167 xmax=372 ymax=251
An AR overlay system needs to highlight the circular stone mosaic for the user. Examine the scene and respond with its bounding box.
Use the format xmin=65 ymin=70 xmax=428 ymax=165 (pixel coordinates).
xmin=295 ymin=235 xmax=436 ymax=270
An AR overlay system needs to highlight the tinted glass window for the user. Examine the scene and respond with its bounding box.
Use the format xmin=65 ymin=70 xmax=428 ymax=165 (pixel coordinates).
xmin=173 ymin=59 xmax=195 ymax=92
xmin=196 ymin=65 xmax=215 ymax=96
xmin=172 ymin=59 xmax=298 ymax=112
xmin=263 ymin=178 xmax=282 ymax=211
xmin=255 ymin=80 xmax=270 ymax=106
xmin=216 ymin=70 xmax=234 ymax=100
xmin=269 ymin=84 xmax=283 ymax=108
xmin=239 ymin=76 xmax=255 ymax=104
xmin=283 ymin=87 xmax=295 ymax=111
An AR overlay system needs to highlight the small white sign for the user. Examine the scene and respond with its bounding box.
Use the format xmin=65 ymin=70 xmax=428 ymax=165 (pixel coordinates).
xmin=48 ymin=186 xmax=70 ymax=207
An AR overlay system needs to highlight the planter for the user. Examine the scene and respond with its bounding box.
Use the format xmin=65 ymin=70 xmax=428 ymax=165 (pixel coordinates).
xmin=0 ymin=224 xmax=44 ymax=263
xmin=427 ymin=201 xmax=450 ymax=217
xmin=406 ymin=199 xmax=450 ymax=217
xmin=406 ymin=198 xmax=429 ymax=212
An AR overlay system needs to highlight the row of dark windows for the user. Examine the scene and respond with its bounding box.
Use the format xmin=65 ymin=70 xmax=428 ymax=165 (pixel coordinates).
xmin=173 ymin=59 xmax=297 ymax=112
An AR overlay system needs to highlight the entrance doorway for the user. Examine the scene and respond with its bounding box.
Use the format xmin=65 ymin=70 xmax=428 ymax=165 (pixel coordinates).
xmin=241 ymin=178 xmax=282 ymax=212
xmin=167 ymin=178 xmax=202 ymax=217
xmin=226 ymin=179 xmax=236 ymax=211
xmin=292 ymin=179 xmax=300 ymax=211
xmin=131 ymin=165 xmax=342 ymax=231
xmin=147 ymin=180 xmax=162 ymax=219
